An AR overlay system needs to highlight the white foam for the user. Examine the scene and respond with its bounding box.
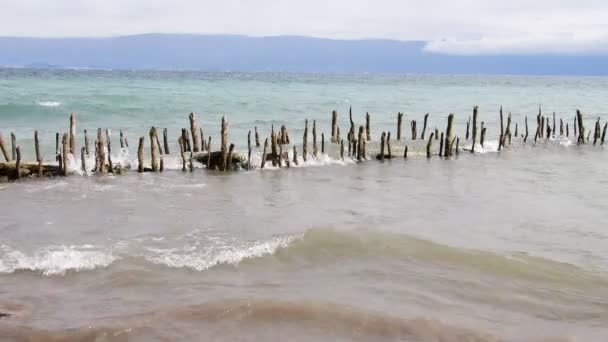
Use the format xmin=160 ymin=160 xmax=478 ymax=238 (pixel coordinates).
xmin=37 ymin=101 xmax=61 ymax=107
xmin=0 ymin=244 xmax=116 ymax=276
xmin=145 ymin=235 xmax=299 ymax=271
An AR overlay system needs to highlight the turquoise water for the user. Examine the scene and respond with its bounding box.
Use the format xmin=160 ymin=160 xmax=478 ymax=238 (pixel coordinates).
xmin=2 ymin=68 xmax=608 ymax=158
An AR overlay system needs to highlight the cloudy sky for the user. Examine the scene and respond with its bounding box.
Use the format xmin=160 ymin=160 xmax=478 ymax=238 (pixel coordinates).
xmin=1 ymin=0 xmax=607 ymax=54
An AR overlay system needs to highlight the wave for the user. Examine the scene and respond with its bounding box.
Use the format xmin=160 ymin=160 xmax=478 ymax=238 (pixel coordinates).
xmin=0 ymin=244 xmax=116 ymax=276
xmin=36 ymin=101 xmax=61 ymax=107
xmin=0 ymin=299 xmax=499 ymax=342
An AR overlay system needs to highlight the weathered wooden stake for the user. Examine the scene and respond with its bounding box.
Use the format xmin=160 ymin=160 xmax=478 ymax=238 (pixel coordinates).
xmin=96 ymin=128 xmax=105 ymax=173
xmin=505 ymin=113 xmax=512 ymax=146
xmin=524 ymin=116 xmax=529 ymax=143
xmin=560 ymin=118 xmax=564 ymax=136
xmin=61 ymin=133 xmax=69 ymax=176
xmin=331 ymin=110 xmax=338 ymax=143
xmin=0 ymin=133 xmax=9 ymax=162
xmin=261 ymin=138 xmax=269 ymax=169
xmin=321 ymin=133 xmax=325 ymax=154
xmin=34 ymin=130 xmax=41 ymax=176
xmin=220 ymin=116 xmax=228 ymax=171
xmin=411 ymin=121 xmax=417 ymax=140
xmin=303 ymin=119 xmax=308 ymax=162
xmin=397 ymin=112 xmax=403 ymax=140
xmin=137 ymin=137 xmax=144 ymax=173
xmin=593 ymin=118 xmax=601 ymax=145
xmin=293 ymin=145 xmax=299 ymax=165
xmin=155 ymin=131 xmax=163 ymax=172
xmin=445 ymin=113 xmax=454 ymax=157
xmin=421 ymin=113 xmax=429 ymax=140
xmin=207 ymin=137 xmax=212 ymax=169
xmin=280 ymin=125 xmax=290 ymax=144
xmin=435 ymin=128 xmax=439 ymax=140
xmin=255 ymin=126 xmax=260 ymax=148
xmin=81 ymin=146 xmax=86 ymax=174
xmin=149 ymin=127 xmax=159 ymax=172
xmin=69 ymin=113 xmax=76 ymax=154
xmin=278 ymin=142 xmax=283 ymax=168
xmin=357 ymin=125 xmax=365 ymax=161
xmin=426 ymin=133 xmax=434 ymax=158
xmin=439 ymin=132 xmax=445 ymax=157
xmin=577 ymin=110 xmax=585 ymax=144
xmin=471 ymin=106 xmax=478 ymax=153
xmin=178 ymin=137 xmax=186 ymax=171
xmin=120 ymin=130 xmax=125 ymax=148
xmin=83 ymin=129 xmax=89 ymax=155
xmin=499 ymin=106 xmax=504 ymax=150
xmin=55 ymin=132 xmax=60 ymax=164
xmin=379 ymin=132 xmax=386 ymax=161
xmin=348 ymin=106 xmax=355 ymax=143
xmin=574 ymin=115 xmax=578 ymax=137
xmin=200 ymin=128 xmax=205 ymax=151
xmin=271 ymin=125 xmax=278 ymax=166
xmin=11 ymin=133 xmax=16 ymax=161
xmin=247 ymin=130 xmax=252 ymax=170
xmin=404 ymin=145 xmax=408 ymax=159
xmin=387 ymin=132 xmax=392 ymax=158
xmin=15 ymin=146 xmax=21 ymax=179
xmin=514 ymin=123 xmax=518 ymax=138
xmin=189 ymin=113 xmax=200 ymax=152
xmin=601 ymin=123 xmax=607 ymax=146
xmin=340 ymin=139 xmax=344 ymax=160
xmin=465 ymin=116 xmax=470 ymax=140
xmin=106 ymin=129 xmax=113 ymax=173
xmin=552 ymin=112 xmax=556 ymax=138
xmin=455 ymin=137 xmax=460 ymax=155
xmin=226 ymin=144 xmax=235 ymax=171
xmin=566 ymin=123 xmax=569 ymax=137
xmin=312 ymin=120 xmax=318 ymax=157
xmin=189 ymin=151 xmax=194 ymax=172
xmin=163 ymin=128 xmax=170 ymax=154
xmin=365 ymin=112 xmax=371 ymax=141
xmin=480 ymin=127 xmax=487 ymax=148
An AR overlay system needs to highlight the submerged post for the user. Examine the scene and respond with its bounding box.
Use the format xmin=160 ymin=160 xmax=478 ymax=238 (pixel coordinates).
xmin=421 ymin=113 xmax=429 ymax=140
xmin=426 ymin=133 xmax=434 ymax=158
xmin=271 ymin=126 xmax=278 ymax=166
xmin=84 ymin=129 xmax=89 ymax=155
xmin=96 ymin=128 xmax=105 ymax=173
xmin=445 ymin=114 xmax=454 ymax=157
xmin=120 ymin=130 xmax=125 ymax=149
xmin=81 ymin=146 xmax=86 ymax=173
xmin=387 ymin=132 xmax=392 ymax=158
xmin=0 ymin=133 xmax=9 ymax=162
xmin=577 ymin=110 xmax=585 ymax=144
xmin=189 ymin=113 xmax=200 ymax=152
xmin=379 ymin=132 xmax=386 ymax=160
xmin=149 ymin=127 xmax=159 ymax=172
xmin=331 ymin=110 xmax=338 ymax=143
xmin=11 ymin=133 xmax=16 ymax=161
xmin=321 ymin=133 xmax=325 ymax=154
xmin=471 ymin=106 xmax=478 ymax=153
xmin=15 ymin=146 xmax=21 ymax=179
xmin=480 ymin=126 xmax=487 ymax=148
xmin=594 ymin=118 xmax=601 ymax=145
xmin=357 ymin=125 xmax=365 ymax=161
xmin=221 ymin=115 xmax=228 ymax=170
xmin=163 ymin=128 xmax=170 ymax=154
xmin=312 ymin=120 xmax=318 ymax=157
xmin=293 ymin=145 xmax=299 ymax=165
xmin=200 ymin=128 xmax=206 ymax=151
xmin=226 ymin=144 xmax=235 ymax=171
xmin=34 ymin=130 xmax=42 ymax=176
xmin=303 ymin=119 xmax=308 ymax=162
xmin=106 ymin=129 xmax=113 ymax=173
xmin=137 ymin=137 xmax=144 ymax=173
xmin=439 ymin=132 xmax=444 ymax=157
xmin=397 ymin=113 xmax=403 ymax=140
xmin=62 ymin=133 xmax=69 ymax=176
xmin=340 ymin=139 xmax=344 ymax=160
xmin=601 ymin=123 xmax=607 ymax=146
xmin=261 ymin=138 xmax=269 ymax=169
xmin=365 ymin=112 xmax=371 ymax=141
xmin=178 ymin=137 xmax=186 ymax=171
xmin=410 ymin=120 xmax=417 ymax=140
xmin=255 ymin=126 xmax=261 ymax=148
xmin=69 ymin=113 xmax=76 ymax=154
xmin=465 ymin=116 xmax=470 ymax=140
xmin=524 ymin=116 xmax=529 ymax=143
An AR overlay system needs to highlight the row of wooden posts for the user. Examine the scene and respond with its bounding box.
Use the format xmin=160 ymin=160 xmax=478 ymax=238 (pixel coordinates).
xmin=0 ymin=107 xmax=606 ymax=180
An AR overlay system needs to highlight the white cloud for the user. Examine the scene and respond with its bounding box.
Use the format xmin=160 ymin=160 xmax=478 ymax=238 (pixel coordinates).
xmin=1 ymin=0 xmax=607 ymax=54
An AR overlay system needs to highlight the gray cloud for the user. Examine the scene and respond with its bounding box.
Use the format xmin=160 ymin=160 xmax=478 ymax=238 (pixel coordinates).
xmin=1 ymin=0 xmax=607 ymax=54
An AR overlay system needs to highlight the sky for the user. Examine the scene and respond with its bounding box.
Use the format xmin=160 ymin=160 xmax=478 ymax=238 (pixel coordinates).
xmin=1 ymin=0 xmax=608 ymax=55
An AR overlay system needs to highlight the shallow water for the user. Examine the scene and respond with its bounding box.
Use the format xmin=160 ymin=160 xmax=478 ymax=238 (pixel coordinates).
xmin=1 ymin=70 xmax=608 ymax=341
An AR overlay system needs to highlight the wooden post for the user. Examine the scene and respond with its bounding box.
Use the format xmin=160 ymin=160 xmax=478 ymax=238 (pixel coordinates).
xmin=348 ymin=106 xmax=355 ymax=143
xmin=336 ymin=126 xmax=341 ymax=143
xmin=541 ymin=116 xmax=545 ymax=139
xmin=445 ymin=114 xmax=454 ymax=157
xmin=178 ymin=137 xmax=186 ymax=171
xmin=439 ymin=132 xmax=444 ymax=157
xmin=137 ymin=137 xmax=144 ymax=173
xmin=163 ymin=128 xmax=170 ymax=154
xmin=149 ymin=127 xmax=159 ymax=172
xmin=465 ymin=116 xmax=470 ymax=140
xmin=321 ymin=133 xmax=325 ymax=154
xmin=524 ymin=116 xmax=529 ymax=143
xmin=379 ymin=132 xmax=385 ymax=160
xmin=312 ymin=120 xmax=318 ymax=157
xmin=247 ymin=130 xmax=252 ymax=170
xmin=119 ymin=130 xmax=125 ymax=148
xmin=11 ymin=133 xmax=16 ymax=161
xmin=0 ymin=133 xmax=9 ymax=162
xmin=207 ymin=137 xmax=212 ymax=169
xmin=404 ymin=145 xmax=408 ymax=159
xmin=387 ymin=132 xmax=392 ymax=158
xmin=560 ymin=119 xmax=564 ymax=136
xmin=435 ymin=128 xmax=439 ymax=140
xmin=552 ymin=112 xmax=556 ymax=138
xmin=293 ymin=145 xmax=299 ymax=165
xmin=601 ymin=123 xmax=607 ymax=146
xmin=278 ymin=142 xmax=283 ymax=168
xmin=574 ymin=115 xmax=577 ymax=137
xmin=340 ymin=139 xmax=344 ymax=160
xmin=357 ymin=126 xmax=365 ymax=161
xmin=189 ymin=151 xmax=193 ymax=172
xmin=426 ymin=133 xmax=434 ymax=158
xmin=471 ymin=106 xmax=478 ymax=153
xmin=421 ymin=113 xmax=429 ymax=140
xmin=55 ymin=132 xmax=60 ymax=164
xmin=280 ymin=125 xmax=290 ymax=144
xmin=499 ymin=106 xmax=504 ymax=150
xmin=331 ymin=110 xmax=338 ymax=143
xmin=455 ymin=137 xmax=460 ymax=155
xmin=365 ymin=112 xmax=371 ymax=141
xmin=83 ymin=129 xmax=89 ymax=155
xmin=577 ymin=110 xmax=585 ymax=144
xmin=81 ymin=146 xmax=86 ymax=173
xmin=69 ymin=113 xmax=76 ymax=154
xmin=15 ymin=146 xmax=21 ymax=179
xmin=480 ymin=127 xmax=487 ymax=148
xmin=410 ymin=121 xmax=417 ymax=140
xmin=566 ymin=123 xmax=569 ymax=137
xmin=593 ymin=118 xmax=601 ymax=145
xmin=504 ymin=113 xmax=512 ymax=146
xmin=270 ymin=125 xmax=277 ymax=166
xmin=189 ymin=113 xmax=200 ymax=152
xmin=220 ymin=116 xmax=228 ymax=170
xmin=397 ymin=113 xmax=403 ymax=140
xmin=62 ymin=133 xmax=69 ymax=176
xmin=261 ymin=138 xmax=269 ymax=169
xmin=106 ymin=129 xmax=113 ymax=173
xmin=255 ymin=126 xmax=260 ymax=147
xmin=546 ymin=116 xmax=551 ymax=139
xmin=226 ymin=144 xmax=235 ymax=171
xmin=155 ymin=132 xmax=164 ymax=172
xmin=200 ymin=128 xmax=205 ymax=151
xmin=303 ymin=119 xmax=308 ymax=162
xmin=96 ymin=128 xmax=105 ymax=173
xmin=34 ymin=130 xmax=42 ymax=176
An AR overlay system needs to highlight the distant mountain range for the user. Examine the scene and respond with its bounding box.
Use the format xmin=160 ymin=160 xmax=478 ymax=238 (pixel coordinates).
xmin=1 ymin=34 xmax=607 ymax=75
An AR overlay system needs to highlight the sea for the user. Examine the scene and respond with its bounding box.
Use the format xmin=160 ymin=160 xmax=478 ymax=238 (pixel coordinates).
xmin=1 ymin=68 xmax=608 ymax=341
